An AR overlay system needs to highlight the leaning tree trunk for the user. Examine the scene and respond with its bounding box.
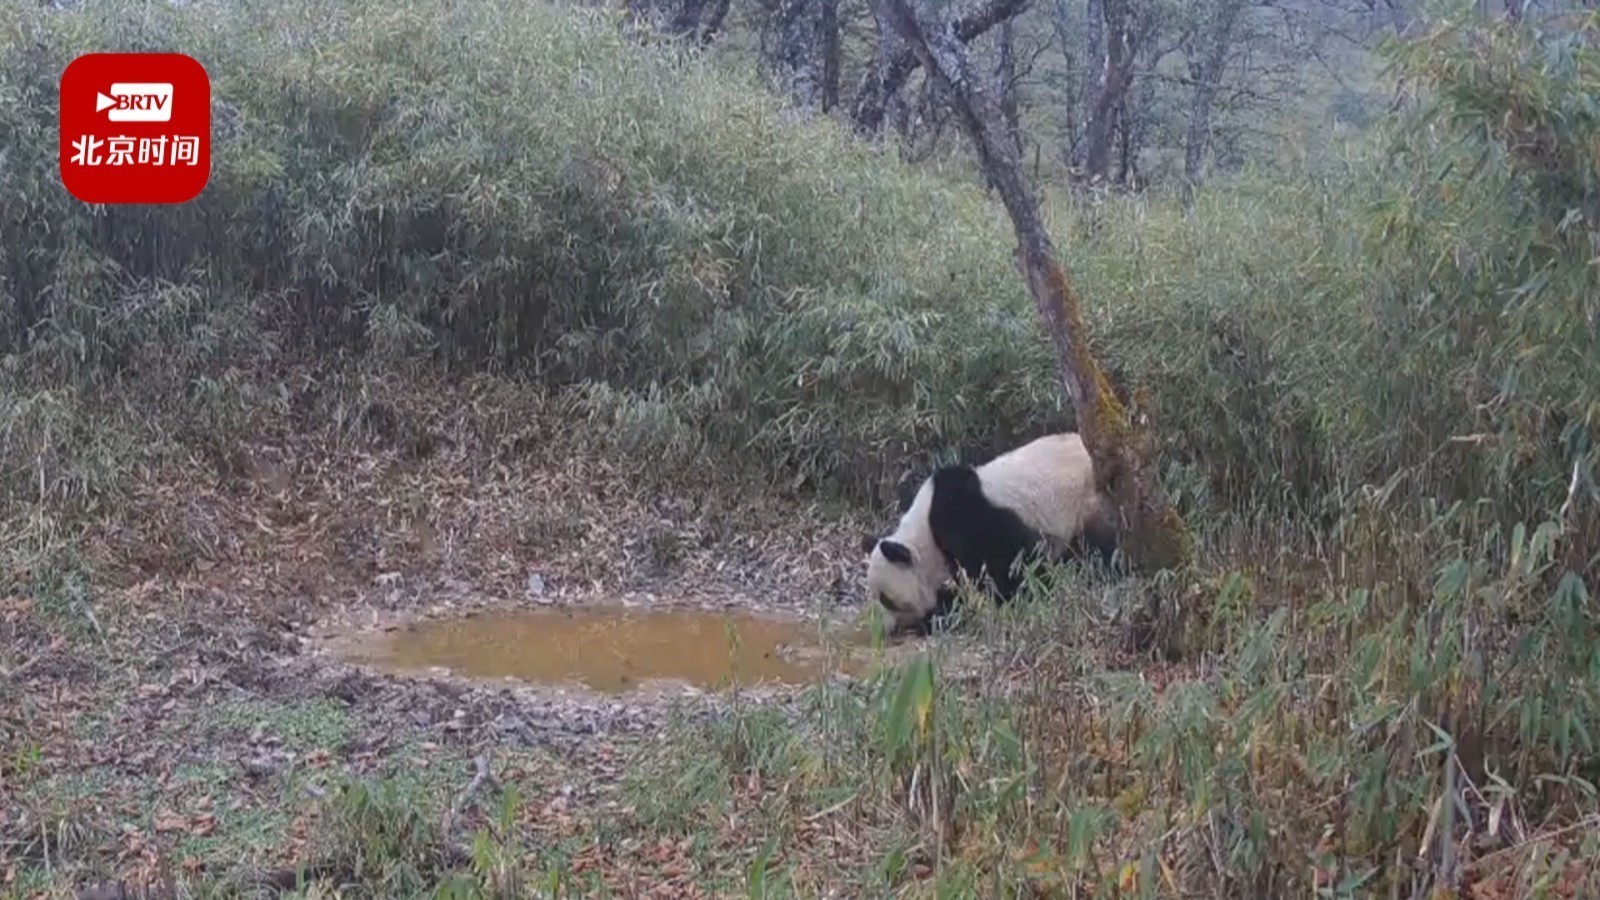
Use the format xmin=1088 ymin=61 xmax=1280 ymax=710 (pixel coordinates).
xmin=877 ymin=0 xmax=1191 ymax=573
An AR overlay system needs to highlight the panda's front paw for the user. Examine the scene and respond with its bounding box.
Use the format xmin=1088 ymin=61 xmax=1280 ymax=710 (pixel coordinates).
xmin=899 ymin=611 xmax=948 ymax=639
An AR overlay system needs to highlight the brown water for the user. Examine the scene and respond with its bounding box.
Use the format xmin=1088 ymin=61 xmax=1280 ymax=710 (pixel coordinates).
xmin=343 ymin=606 xmax=871 ymax=694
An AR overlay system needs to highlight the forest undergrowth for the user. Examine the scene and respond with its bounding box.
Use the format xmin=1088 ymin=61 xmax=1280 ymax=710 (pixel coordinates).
xmin=1 ymin=1 xmax=1597 ymax=896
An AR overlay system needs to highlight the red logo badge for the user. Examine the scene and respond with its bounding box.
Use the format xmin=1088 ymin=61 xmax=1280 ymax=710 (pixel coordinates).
xmin=59 ymin=52 xmax=211 ymax=205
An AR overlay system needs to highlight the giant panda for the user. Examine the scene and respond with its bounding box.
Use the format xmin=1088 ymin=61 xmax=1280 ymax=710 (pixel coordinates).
xmin=862 ymin=431 xmax=1119 ymax=634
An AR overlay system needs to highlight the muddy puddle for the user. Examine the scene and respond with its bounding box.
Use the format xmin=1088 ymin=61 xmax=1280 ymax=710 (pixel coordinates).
xmin=338 ymin=606 xmax=876 ymax=694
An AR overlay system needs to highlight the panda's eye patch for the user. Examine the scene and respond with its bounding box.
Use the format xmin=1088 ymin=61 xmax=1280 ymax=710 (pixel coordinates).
xmin=879 ymin=540 xmax=914 ymax=566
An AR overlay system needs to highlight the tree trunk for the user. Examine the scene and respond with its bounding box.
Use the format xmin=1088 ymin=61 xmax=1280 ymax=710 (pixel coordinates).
xmin=1182 ymin=0 xmax=1243 ymax=190
xmin=876 ymin=0 xmax=1192 ymax=573
xmin=1115 ymin=101 xmax=1134 ymax=186
xmin=669 ymin=0 xmax=707 ymax=38
xmin=1075 ymin=0 xmax=1139 ymax=182
xmin=820 ymin=0 xmax=841 ymax=112
xmin=1073 ymin=0 xmax=1104 ymax=167
xmin=1182 ymin=71 xmax=1220 ymax=191
xmin=1123 ymin=57 xmax=1157 ymax=187
xmin=852 ymin=1 xmax=905 ymax=137
xmin=770 ymin=0 xmax=831 ymax=112
xmin=626 ymin=0 xmax=729 ymax=44
xmin=1049 ymin=0 xmax=1079 ymax=164
xmin=995 ymin=20 xmax=1022 ymax=161
xmin=699 ymin=0 xmax=732 ymax=44
xmin=851 ymin=0 xmax=1033 ymax=137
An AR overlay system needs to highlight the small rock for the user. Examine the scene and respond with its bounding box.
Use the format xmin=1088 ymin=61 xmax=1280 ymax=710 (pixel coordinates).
xmin=241 ymin=757 xmax=278 ymax=779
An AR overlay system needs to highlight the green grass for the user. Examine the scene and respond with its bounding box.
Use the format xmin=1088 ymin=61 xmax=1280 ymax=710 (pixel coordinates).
xmin=212 ymin=698 xmax=353 ymax=753
xmin=1 ymin=0 xmax=1598 ymax=897
xmin=0 ymin=0 xmax=1362 ymax=520
xmin=4 ymin=0 xmax=1592 ymax=530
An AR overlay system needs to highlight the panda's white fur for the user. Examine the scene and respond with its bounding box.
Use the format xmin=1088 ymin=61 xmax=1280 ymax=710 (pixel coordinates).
xmin=865 ymin=432 xmax=1115 ymax=633
xmin=863 ymin=478 xmax=945 ymax=632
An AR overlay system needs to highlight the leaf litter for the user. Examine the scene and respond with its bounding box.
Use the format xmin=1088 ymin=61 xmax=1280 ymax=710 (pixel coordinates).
xmin=0 ymin=371 xmax=970 ymax=897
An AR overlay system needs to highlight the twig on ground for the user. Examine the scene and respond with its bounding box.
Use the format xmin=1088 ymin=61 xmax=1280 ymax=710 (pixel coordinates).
xmin=0 ymin=654 xmax=41 ymax=680
xmin=73 ymin=600 xmax=106 ymax=643
xmin=1465 ymin=814 xmax=1600 ymax=875
xmin=441 ymin=753 xmax=499 ymax=836
xmin=803 ymin=792 xmax=859 ymax=823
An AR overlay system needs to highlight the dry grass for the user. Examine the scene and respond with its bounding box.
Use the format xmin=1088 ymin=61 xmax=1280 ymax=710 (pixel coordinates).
xmin=2 ymin=2 xmax=1598 ymax=898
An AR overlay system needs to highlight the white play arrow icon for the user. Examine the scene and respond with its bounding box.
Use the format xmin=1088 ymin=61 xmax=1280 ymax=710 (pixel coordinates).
xmin=93 ymin=83 xmax=173 ymax=121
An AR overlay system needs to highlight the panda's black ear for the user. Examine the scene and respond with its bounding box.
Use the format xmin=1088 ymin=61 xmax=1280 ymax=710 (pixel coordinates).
xmin=860 ymin=534 xmax=880 ymax=554
xmin=879 ymin=540 xmax=914 ymax=567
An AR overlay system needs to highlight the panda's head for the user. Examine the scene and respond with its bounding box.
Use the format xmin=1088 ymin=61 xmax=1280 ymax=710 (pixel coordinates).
xmin=862 ymin=478 xmax=948 ymax=632
xmin=864 ymin=537 xmax=939 ymax=631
